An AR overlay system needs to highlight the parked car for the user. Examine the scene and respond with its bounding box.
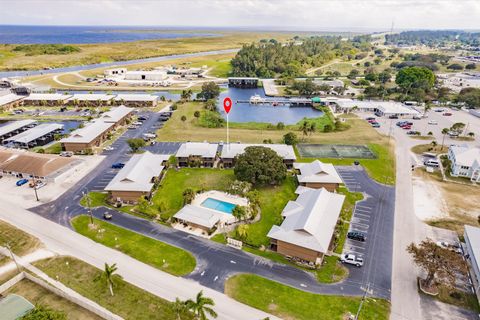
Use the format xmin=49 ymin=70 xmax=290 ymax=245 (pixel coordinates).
xmin=111 ymin=162 xmax=125 ymax=169
xmin=436 ymin=241 xmax=463 ymax=254
xmin=347 ymin=231 xmax=366 ymax=242
xmin=371 ymin=122 xmax=381 ymax=128
xmin=127 ymin=125 xmax=137 ymax=130
xmin=60 ymin=151 xmax=73 ymax=157
xmin=428 ymin=120 xmax=438 ymax=125
xmin=138 ymin=116 xmax=148 ymax=121
xmin=413 ymin=115 xmax=422 ymax=120
xmin=406 ymin=130 xmax=421 ymax=135
xmin=341 ymin=253 xmax=364 ymax=267
xmin=388 ymin=115 xmax=399 ymax=119
xmin=367 ymin=118 xmax=376 ymax=123
xmin=402 ymin=125 xmax=412 ymax=130
xmin=366 ymin=117 xmax=375 ymax=121
xmin=448 ymin=131 xmax=459 ymax=138
xmin=443 ymin=112 xmax=452 ymax=116
xmin=103 ymin=146 xmax=114 ymax=151
xmin=424 ymin=159 xmax=440 ymax=168
xmin=16 ymin=178 xmax=29 ymax=186
xmin=132 ymin=121 xmax=143 ymax=126
xmin=434 ymin=108 xmax=444 ymax=112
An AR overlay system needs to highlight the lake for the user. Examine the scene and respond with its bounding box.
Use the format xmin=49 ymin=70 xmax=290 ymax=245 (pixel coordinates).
xmin=0 ymin=25 xmax=216 ymax=44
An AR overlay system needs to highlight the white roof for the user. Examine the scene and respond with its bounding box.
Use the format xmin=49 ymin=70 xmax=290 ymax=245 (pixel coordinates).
xmin=267 ymin=186 xmax=345 ymax=253
xmin=173 ymin=204 xmax=222 ymax=229
xmin=67 ymin=94 xmax=115 ymax=102
xmin=0 ymin=120 xmax=37 ymax=137
xmin=0 ymin=93 xmax=23 ymax=107
xmin=98 ymin=105 xmax=134 ymax=123
xmin=465 ymin=225 xmax=480 ymax=270
xmin=105 ymin=152 xmax=169 ymax=192
xmin=450 ymin=145 xmax=480 ymax=167
xmin=221 ymin=143 xmax=296 ymax=160
xmin=114 ymin=94 xmax=158 ymax=102
xmin=176 ymin=142 xmax=218 ymax=158
xmin=4 ymin=123 xmax=63 ymax=144
xmin=24 ymin=93 xmax=72 ymax=101
xmin=60 ymin=121 xmax=114 ymax=144
xmin=126 ymin=71 xmax=167 ymax=75
xmin=335 ymin=99 xmax=420 ymax=115
xmin=294 ymin=160 xmax=343 ymax=184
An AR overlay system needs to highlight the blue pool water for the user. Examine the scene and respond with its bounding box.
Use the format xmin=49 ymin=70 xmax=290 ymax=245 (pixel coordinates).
xmin=201 ymin=198 xmax=236 ymax=214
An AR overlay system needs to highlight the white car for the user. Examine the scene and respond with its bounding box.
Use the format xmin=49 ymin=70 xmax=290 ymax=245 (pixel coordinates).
xmin=436 ymin=241 xmax=463 ymax=254
xmin=103 ymin=146 xmax=114 ymax=151
xmin=133 ymin=121 xmax=143 ymax=126
xmin=59 ymin=151 xmax=73 ymax=157
xmin=428 ymin=120 xmax=438 ymax=125
xmin=340 ymin=253 xmax=364 ymax=267
xmin=34 ymin=181 xmax=47 ymax=190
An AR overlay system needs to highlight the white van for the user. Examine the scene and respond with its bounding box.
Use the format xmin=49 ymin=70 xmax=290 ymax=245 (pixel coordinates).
xmin=424 ymin=159 xmax=440 ymax=168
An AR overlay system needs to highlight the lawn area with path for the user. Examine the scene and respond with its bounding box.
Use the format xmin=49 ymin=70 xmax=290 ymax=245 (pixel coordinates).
xmin=71 ymin=215 xmax=196 ymax=276
xmin=35 ymin=256 xmax=193 ymax=320
xmin=225 ymin=274 xmax=390 ymax=320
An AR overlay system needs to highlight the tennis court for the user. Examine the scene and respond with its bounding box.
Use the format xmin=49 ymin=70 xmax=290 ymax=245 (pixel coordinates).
xmin=297 ymin=144 xmax=376 ymax=159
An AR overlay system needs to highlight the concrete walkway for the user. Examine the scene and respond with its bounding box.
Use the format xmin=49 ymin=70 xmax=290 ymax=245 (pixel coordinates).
xmin=0 ymin=199 xmax=278 ymax=320
xmin=0 ymin=248 xmax=55 ymax=276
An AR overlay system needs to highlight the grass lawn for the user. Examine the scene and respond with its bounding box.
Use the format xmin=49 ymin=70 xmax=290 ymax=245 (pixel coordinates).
xmin=239 ymin=176 xmax=297 ymax=247
xmin=6 ymin=279 xmax=102 ymax=320
xmin=34 ymin=256 xmax=193 ymax=320
xmin=411 ymin=144 xmax=448 ymax=155
xmin=71 ymin=215 xmax=196 ymax=276
xmin=225 ymin=274 xmax=390 ymax=320
xmin=80 ymin=192 xmax=109 ymax=208
xmin=316 ymin=256 xmax=349 ymax=283
xmin=0 ymin=220 xmax=41 ymax=266
xmin=146 ymin=168 xmax=236 ymax=220
xmin=435 ymin=284 xmax=480 ymax=313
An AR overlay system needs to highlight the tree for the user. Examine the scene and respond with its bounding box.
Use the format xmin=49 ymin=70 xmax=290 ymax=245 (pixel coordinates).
xmin=441 ymin=128 xmax=449 ymax=148
xmin=299 ymin=121 xmax=309 ymax=141
xmin=181 ymin=89 xmax=193 ymax=101
xmin=407 ymin=239 xmax=467 ymax=288
xmin=468 ymin=132 xmax=475 ymax=138
xmin=465 ymin=63 xmax=476 ymax=70
xmin=457 ymin=88 xmax=480 ymax=108
xmin=395 ymin=66 xmax=435 ymax=92
xmin=450 ymin=122 xmax=465 ymax=134
xmin=232 ymin=205 xmax=248 ymax=221
xmin=194 ymin=111 xmax=201 ymax=118
xmin=198 ymin=82 xmax=220 ymax=100
xmin=102 ymin=263 xmax=118 ymax=296
xmin=172 ymin=298 xmax=188 ymax=320
xmin=323 ymin=124 xmax=333 ymax=132
xmin=22 ymin=305 xmax=67 ymax=320
xmin=446 ymin=63 xmax=463 ymax=70
xmin=127 ymin=138 xmax=145 ymax=153
xmin=204 ymin=99 xmax=217 ymax=111
xmin=236 ymin=224 xmax=249 ymax=241
xmin=378 ymin=70 xmax=392 ymax=83
xmin=283 ymin=132 xmax=298 ymax=145
xmin=364 ymin=72 xmax=377 ymax=82
xmin=228 ymin=180 xmax=252 ymax=196
xmin=183 ymin=188 xmax=195 ymax=204
xmin=181 ymin=115 xmax=187 ymax=123
xmin=347 ymin=69 xmax=359 ymax=79
xmin=234 ymin=146 xmax=287 ymax=186
xmin=185 ymin=291 xmax=218 ymax=320
xmin=276 ymin=122 xmax=285 ymax=130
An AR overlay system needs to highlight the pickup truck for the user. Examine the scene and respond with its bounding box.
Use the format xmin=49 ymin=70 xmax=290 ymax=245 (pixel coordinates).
xmin=341 ymin=253 xmax=364 ymax=267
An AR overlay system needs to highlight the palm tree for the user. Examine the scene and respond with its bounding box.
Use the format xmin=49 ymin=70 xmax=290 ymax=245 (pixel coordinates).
xmin=308 ymin=122 xmax=316 ymax=135
xmin=186 ymin=291 xmax=217 ymax=320
xmin=102 ymin=263 xmax=118 ymax=296
xmin=424 ymin=103 xmax=432 ymax=117
xmin=300 ymin=121 xmax=309 ymax=141
xmin=172 ymin=298 xmax=188 ymax=320
xmin=441 ymin=128 xmax=449 ymax=149
xmin=468 ymin=132 xmax=475 ymax=138
xmin=236 ymin=224 xmax=249 ymax=241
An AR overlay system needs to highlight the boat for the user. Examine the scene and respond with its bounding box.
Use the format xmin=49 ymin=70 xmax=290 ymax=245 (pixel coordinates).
xmin=249 ymin=94 xmax=264 ymax=104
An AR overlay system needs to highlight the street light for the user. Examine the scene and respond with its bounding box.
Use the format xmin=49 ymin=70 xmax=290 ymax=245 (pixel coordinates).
xmin=31 ymin=174 xmax=39 ymax=202
xmin=82 ymin=190 xmax=94 ymax=224
xmin=4 ymin=243 xmax=21 ymax=273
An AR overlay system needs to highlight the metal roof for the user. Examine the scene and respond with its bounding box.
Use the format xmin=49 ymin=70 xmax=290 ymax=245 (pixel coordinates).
xmin=465 ymin=225 xmax=480 ymax=272
xmin=4 ymin=123 xmax=63 ymax=144
xmin=294 ymin=160 xmax=343 ymax=184
xmin=60 ymin=121 xmax=114 ymax=144
xmin=450 ymin=145 xmax=480 ymax=167
xmin=0 ymin=93 xmax=23 ymax=107
xmin=220 ymin=143 xmax=296 ymax=160
xmin=114 ymin=94 xmax=158 ymax=102
xmin=67 ymin=93 xmax=115 ymax=101
xmin=0 ymin=294 xmax=35 ymax=320
xmin=98 ymin=105 xmax=134 ymax=123
xmin=24 ymin=93 xmax=72 ymax=101
xmin=105 ymin=152 xmax=170 ymax=192
xmin=174 ymin=204 xmax=222 ymax=229
xmin=0 ymin=120 xmax=37 ymax=137
xmin=267 ymin=186 xmax=345 ymax=253
xmin=175 ymin=142 xmax=218 ymax=158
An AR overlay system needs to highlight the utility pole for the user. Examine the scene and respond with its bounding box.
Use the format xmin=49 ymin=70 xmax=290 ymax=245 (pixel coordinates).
xmin=31 ymin=174 xmax=39 ymax=201
xmin=83 ymin=190 xmax=94 ymax=224
xmin=355 ymin=283 xmax=370 ymax=320
xmin=5 ymin=243 xmax=21 ymax=272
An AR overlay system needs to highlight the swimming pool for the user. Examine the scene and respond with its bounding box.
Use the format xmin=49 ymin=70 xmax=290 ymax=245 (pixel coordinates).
xmin=200 ymin=198 xmax=236 ymax=214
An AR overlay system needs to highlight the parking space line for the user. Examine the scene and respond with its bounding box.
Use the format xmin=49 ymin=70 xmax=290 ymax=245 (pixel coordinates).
xmin=357 ymin=205 xmax=373 ymax=210
xmin=354 ymin=213 xmax=371 ymax=218
xmin=351 ymin=222 xmax=369 ymax=229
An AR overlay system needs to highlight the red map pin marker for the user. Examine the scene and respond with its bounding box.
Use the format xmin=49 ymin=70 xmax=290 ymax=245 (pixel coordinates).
xmin=223 ymin=97 xmax=232 ymax=114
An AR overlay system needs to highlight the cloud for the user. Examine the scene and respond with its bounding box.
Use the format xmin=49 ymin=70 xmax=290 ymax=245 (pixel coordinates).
xmin=1 ymin=0 xmax=479 ymax=31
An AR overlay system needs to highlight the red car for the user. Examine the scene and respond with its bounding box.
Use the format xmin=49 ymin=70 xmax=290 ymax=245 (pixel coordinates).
xmin=402 ymin=125 xmax=412 ymax=130
xmin=443 ymin=112 xmax=452 ymax=116
xmin=367 ymin=119 xmax=376 ymax=123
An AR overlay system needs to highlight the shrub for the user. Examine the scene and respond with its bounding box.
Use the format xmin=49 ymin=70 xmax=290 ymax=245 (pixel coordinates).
xmin=283 ymin=132 xmax=298 ymax=145
xmin=182 ymin=188 xmax=195 ymax=205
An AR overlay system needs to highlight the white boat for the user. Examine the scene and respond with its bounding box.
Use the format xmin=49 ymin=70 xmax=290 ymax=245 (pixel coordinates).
xmin=249 ymin=94 xmax=264 ymax=104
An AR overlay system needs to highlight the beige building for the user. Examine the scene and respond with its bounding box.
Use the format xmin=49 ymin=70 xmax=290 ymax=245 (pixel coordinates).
xmin=294 ymin=160 xmax=343 ymax=192
xmin=23 ymin=93 xmax=72 ymax=106
xmin=175 ymin=142 xmax=218 ymax=167
xmin=267 ymin=186 xmax=345 ymax=264
xmin=220 ymin=143 xmax=296 ymax=169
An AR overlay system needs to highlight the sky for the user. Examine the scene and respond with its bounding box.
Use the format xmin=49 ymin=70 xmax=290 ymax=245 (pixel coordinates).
xmin=1 ymin=0 xmax=479 ymax=31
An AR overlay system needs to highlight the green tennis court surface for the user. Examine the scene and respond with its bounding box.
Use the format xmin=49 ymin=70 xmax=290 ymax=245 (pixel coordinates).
xmin=297 ymin=144 xmax=376 ymax=159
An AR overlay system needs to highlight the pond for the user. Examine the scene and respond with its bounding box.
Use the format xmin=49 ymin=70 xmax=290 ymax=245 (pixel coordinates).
xmin=217 ymin=88 xmax=323 ymax=125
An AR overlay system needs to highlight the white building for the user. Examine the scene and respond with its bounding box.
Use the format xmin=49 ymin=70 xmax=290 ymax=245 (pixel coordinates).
xmin=464 ymin=225 xmax=480 ymax=303
xmin=125 ymin=70 xmax=168 ymax=81
xmin=175 ymin=142 xmax=219 ymax=167
xmin=293 ymin=160 xmax=343 ymax=192
xmin=220 ymin=143 xmax=296 ymax=168
xmin=448 ymin=145 xmax=480 ymax=182
xmin=104 ymin=68 xmax=127 ymax=77
xmin=333 ymin=99 xmax=420 ymax=117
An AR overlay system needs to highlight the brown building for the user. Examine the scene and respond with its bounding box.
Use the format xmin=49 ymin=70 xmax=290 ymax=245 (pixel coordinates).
xmin=293 ymin=160 xmax=343 ymax=192
xmin=22 ymin=93 xmax=72 ymax=106
xmin=0 ymin=92 xmax=24 ymax=111
xmin=220 ymin=143 xmax=296 ymax=169
xmin=104 ymin=152 xmax=169 ymax=204
xmin=175 ymin=142 xmax=218 ymax=168
xmin=267 ymin=186 xmax=345 ymax=264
